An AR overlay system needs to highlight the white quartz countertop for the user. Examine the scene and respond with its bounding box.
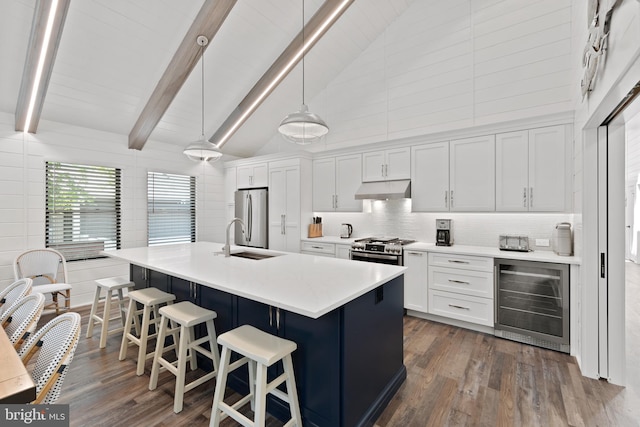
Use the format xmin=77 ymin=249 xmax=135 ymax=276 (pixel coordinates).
xmin=404 ymin=242 xmax=581 ymax=264
xmin=104 ymin=242 xmax=405 ymax=319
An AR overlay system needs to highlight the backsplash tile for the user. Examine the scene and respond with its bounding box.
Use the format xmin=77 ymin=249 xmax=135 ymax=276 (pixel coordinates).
xmin=314 ymin=199 xmax=573 ymax=251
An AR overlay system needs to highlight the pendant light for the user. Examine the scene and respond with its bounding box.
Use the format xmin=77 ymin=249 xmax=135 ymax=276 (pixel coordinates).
xmin=278 ymin=0 xmax=329 ymax=145
xmin=183 ymin=35 xmax=223 ymax=162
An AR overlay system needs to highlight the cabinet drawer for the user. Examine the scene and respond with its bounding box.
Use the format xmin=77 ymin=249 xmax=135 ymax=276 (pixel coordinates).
xmin=428 ymin=252 xmax=493 ymax=272
xmin=428 ymin=266 xmax=493 ymax=298
xmin=428 ymin=289 xmax=493 ymax=326
xmin=301 ymin=241 xmax=335 ymax=256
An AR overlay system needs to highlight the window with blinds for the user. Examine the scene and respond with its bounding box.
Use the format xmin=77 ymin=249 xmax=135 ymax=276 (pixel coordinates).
xmin=147 ymin=171 xmax=196 ymax=246
xmin=45 ymin=161 xmax=121 ymax=261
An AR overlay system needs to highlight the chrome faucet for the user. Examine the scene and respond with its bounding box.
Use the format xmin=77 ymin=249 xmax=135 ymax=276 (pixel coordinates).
xmin=223 ymin=217 xmax=245 ymax=257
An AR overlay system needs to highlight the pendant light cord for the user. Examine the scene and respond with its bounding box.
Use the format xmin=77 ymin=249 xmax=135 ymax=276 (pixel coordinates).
xmin=301 ymin=0 xmax=305 ymax=105
xmin=201 ymin=42 xmax=205 ymax=138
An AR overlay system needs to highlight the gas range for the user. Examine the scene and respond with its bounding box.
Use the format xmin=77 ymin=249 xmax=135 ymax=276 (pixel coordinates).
xmin=350 ymin=237 xmax=416 ymax=265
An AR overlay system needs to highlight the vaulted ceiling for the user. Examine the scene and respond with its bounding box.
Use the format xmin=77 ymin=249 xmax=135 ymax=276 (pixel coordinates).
xmin=1 ymin=0 xmax=414 ymax=157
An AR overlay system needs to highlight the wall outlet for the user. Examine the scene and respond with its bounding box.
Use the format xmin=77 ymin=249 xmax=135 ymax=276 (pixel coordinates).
xmin=535 ymin=238 xmax=550 ymax=247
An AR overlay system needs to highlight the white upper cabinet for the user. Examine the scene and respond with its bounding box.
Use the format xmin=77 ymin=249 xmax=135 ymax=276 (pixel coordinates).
xmin=312 ymin=154 xmax=362 ymax=212
xmin=496 ymin=125 xmax=567 ymax=212
xmin=528 ymin=126 xmax=567 ymax=212
xmin=312 ymin=158 xmax=335 ymax=211
xmin=362 ymin=147 xmax=410 ymax=182
xmin=496 ymin=131 xmax=529 ymax=211
xmin=411 ymin=142 xmax=449 ymax=211
xmin=449 ymin=135 xmax=495 ymax=211
xmin=237 ymin=163 xmax=268 ymax=188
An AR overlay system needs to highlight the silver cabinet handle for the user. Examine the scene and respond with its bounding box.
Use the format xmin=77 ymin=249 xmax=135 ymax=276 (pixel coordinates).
xmin=523 ymin=187 xmax=527 ymax=208
xmin=276 ymin=307 xmax=280 ymax=330
xmin=407 ymin=252 xmax=423 ymax=256
xmin=530 ymin=187 xmax=533 ymax=207
xmin=444 ymin=191 xmax=448 ymax=208
xmin=448 ymin=279 xmax=470 ymax=285
xmin=281 ymin=214 xmax=285 ymax=235
xmin=332 ymin=195 xmax=335 ymax=209
xmin=450 ymin=190 xmax=454 ymax=208
xmin=335 ymin=194 xmax=338 ymax=209
xmin=384 ymin=164 xmax=388 ymax=177
xmin=448 ymin=259 xmax=469 ymax=264
xmin=449 ymin=304 xmax=470 ymax=310
xmin=381 ymin=164 xmax=384 ymax=177
xmin=311 ymin=245 xmax=324 ymax=250
xmin=269 ymin=306 xmax=273 ymax=326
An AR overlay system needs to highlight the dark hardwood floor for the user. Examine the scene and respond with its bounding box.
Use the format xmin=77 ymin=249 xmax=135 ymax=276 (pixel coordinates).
xmin=45 ymin=300 xmax=640 ymax=426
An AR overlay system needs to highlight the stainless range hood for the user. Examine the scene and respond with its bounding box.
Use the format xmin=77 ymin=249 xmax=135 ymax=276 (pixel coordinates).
xmin=354 ymin=179 xmax=411 ymax=200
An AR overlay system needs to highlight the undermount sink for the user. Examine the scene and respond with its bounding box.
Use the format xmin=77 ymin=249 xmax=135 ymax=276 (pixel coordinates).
xmin=230 ymin=251 xmax=278 ymax=260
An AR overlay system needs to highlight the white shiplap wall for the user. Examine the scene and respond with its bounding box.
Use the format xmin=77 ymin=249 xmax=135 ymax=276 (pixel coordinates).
xmin=0 ymin=112 xmax=226 ymax=307
xmin=257 ymin=0 xmax=574 ymax=155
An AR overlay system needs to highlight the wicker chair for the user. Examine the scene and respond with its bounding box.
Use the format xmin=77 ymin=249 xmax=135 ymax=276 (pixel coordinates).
xmin=14 ymin=249 xmax=72 ymax=314
xmin=0 ymin=278 xmax=32 ymax=317
xmin=0 ymin=292 xmax=45 ymax=349
xmin=18 ymin=312 xmax=81 ymax=404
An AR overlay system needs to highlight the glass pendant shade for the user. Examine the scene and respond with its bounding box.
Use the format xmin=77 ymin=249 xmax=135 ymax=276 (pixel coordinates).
xmin=278 ymin=104 xmax=329 ymax=145
xmin=183 ymin=136 xmax=223 ymax=161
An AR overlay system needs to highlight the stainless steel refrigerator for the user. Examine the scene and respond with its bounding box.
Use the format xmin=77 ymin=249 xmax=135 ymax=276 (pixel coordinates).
xmin=234 ymin=188 xmax=268 ymax=248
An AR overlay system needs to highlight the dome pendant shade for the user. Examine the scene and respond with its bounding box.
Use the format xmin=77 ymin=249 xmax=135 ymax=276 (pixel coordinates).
xmin=183 ymin=137 xmax=223 ymax=161
xmin=278 ymin=104 xmax=329 ymax=145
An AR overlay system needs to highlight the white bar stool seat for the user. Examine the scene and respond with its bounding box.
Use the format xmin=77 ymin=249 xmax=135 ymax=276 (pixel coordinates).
xmin=149 ymin=301 xmax=220 ymax=413
xmin=86 ymin=276 xmax=135 ymax=348
xmin=119 ymin=287 xmax=176 ymax=376
xmin=210 ymin=324 xmax=302 ymax=427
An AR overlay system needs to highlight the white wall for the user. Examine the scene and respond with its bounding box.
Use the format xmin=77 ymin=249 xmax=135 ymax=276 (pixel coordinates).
xmin=258 ymin=0 xmax=574 ymax=155
xmin=0 ymin=112 xmax=227 ymax=307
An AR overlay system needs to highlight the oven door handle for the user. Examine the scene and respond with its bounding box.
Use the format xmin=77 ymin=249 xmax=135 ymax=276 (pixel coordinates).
xmin=351 ymin=251 xmax=399 ymax=262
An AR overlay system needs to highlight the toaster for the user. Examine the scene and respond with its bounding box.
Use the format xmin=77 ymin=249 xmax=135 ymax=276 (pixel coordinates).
xmin=498 ymin=235 xmax=531 ymax=252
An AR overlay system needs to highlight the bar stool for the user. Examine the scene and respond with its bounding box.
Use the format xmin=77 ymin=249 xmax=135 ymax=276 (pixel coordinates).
xmin=210 ymin=325 xmax=302 ymax=427
xmin=86 ymin=276 xmax=135 ymax=348
xmin=119 ymin=287 xmax=176 ymax=376
xmin=149 ymin=301 xmax=220 ymax=413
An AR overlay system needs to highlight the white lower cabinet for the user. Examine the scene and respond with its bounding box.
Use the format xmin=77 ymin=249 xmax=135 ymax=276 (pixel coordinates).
xmin=403 ymin=250 xmax=428 ymax=312
xmin=336 ymin=244 xmax=351 ymax=260
xmin=301 ymin=241 xmax=335 ymax=257
xmin=427 ymin=253 xmax=494 ymax=327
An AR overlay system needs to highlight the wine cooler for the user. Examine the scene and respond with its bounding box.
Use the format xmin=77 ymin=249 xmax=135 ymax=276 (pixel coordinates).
xmin=494 ymin=259 xmax=569 ymax=353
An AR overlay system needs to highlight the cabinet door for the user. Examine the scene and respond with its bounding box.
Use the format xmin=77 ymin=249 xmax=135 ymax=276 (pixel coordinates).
xmin=362 ymin=151 xmax=385 ymax=182
xmin=336 ymin=244 xmax=351 ymax=259
xmin=269 ymin=165 xmax=301 ymax=252
xmin=496 ymin=131 xmax=529 ymax=211
xmin=312 ymin=158 xmax=336 ymax=211
xmin=236 ymin=165 xmax=253 ymax=189
xmin=284 ymin=166 xmax=301 ymax=253
xmin=450 ymin=135 xmax=495 ymax=211
xmin=385 ymin=147 xmax=410 ymax=180
xmin=251 ymin=163 xmax=268 ymax=187
xmin=528 ymin=126 xmax=566 ymax=212
xmin=411 ymin=142 xmax=450 ymax=211
xmin=268 ymin=167 xmax=287 ymax=251
xmin=335 ymin=154 xmax=362 ymax=212
xmin=130 ymin=265 xmax=147 ymax=290
xmin=403 ymin=250 xmax=428 ymax=312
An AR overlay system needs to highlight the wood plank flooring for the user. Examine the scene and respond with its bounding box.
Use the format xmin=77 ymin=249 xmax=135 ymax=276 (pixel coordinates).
xmin=45 ymin=301 xmax=640 ymax=426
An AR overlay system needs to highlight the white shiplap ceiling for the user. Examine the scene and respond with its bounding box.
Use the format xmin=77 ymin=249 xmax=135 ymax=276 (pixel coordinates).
xmin=1 ymin=0 xmax=414 ymax=157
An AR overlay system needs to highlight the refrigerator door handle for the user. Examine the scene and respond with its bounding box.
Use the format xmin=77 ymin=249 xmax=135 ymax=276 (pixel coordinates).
xmin=247 ymin=193 xmax=253 ymax=241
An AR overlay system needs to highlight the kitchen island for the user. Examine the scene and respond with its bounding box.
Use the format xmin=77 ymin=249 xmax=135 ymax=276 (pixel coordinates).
xmin=104 ymin=242 xmax=406 ymax=427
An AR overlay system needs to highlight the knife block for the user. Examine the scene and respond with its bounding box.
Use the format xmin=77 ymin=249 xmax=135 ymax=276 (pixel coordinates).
xmin=308 ymin=224 xmax=323 ymax=238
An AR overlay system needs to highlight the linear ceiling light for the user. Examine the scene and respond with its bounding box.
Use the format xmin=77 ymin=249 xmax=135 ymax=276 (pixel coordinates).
xmin=15 ymin=0 xmax=70 ymax=133
xmin=211 ymin=0 xmax=353 ymax=149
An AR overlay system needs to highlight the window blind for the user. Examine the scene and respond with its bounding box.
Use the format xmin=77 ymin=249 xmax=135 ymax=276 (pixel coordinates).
xmin=45 ymin=161 xmax=121 ymax=261
xmin=147 ymin=171 xmax=196 ymax=246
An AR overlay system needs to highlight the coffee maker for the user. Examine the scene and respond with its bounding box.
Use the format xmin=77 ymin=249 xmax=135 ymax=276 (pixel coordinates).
xmin=436 ymin=219 xmax=452 ymax=246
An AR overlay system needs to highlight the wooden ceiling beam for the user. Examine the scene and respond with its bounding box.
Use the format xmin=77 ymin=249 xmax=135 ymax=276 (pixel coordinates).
xmin=128 ymin=0 xmax=237 ymax=150
xmin=15 ymin=0 xmax=71 ymax=133
xmin=210 ymin=0 xmax=354 ymax=149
